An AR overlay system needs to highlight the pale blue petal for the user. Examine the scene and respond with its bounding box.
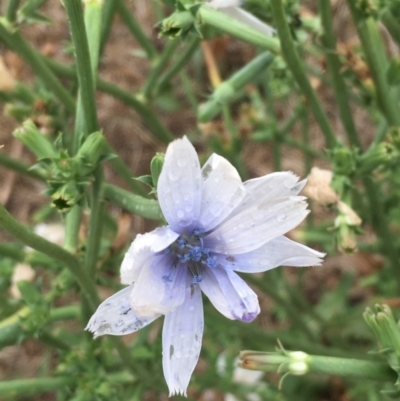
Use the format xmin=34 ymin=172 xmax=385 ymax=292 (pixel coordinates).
xmin=205 ymin=196 xmax=309 ymax=254
xmin=198 ymin=154 xmax=246 ymax=231
xmin=162 ymin=279 xmax=204 ymax=397
xmin=120 ymin=226 xmax=179 ymax=285
xmin=200 ymin=265 xmax=260 ymax=322
xmin=218 ymin=7 xmax=276 ymax=36
xmin=130 ymin=254 xmax=186 ymax=317
xmin=217 ymin=235 xmax=325 ymax=273
xmin=85 ymin=285 xmax=160 ymax=338
xmin=157 ymin=136 xmax=202 ymax=233
xmin=231 ymin=172 xmax=306 ymax=217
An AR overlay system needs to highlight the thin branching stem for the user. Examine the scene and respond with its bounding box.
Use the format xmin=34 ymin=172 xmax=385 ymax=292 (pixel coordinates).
xmin=270 ymin=0 xmax=337 ymax=148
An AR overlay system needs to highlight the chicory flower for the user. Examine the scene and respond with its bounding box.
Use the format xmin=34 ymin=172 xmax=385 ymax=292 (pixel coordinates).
xmin=86 ymin=136 xmax=324 ymax=396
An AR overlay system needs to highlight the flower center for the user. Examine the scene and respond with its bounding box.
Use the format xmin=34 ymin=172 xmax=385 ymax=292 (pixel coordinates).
xmin=169 ymin=229 xmax=218 ymax=284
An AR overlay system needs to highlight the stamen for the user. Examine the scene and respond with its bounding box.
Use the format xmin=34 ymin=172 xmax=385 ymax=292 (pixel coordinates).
xmin=171 ymin=229 xmax=217 ymax=282
xmin=206 ymin=256 xmax=218 ymax=268
xmin=189 ymin=246 xmax=202 ymax=261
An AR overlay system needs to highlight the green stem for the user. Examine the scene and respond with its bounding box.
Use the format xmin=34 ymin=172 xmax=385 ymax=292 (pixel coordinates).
xmin=246 ymin=275 xmax=318 ymax=341
xmin=42 ymin=55 xmax=174 ymax=143
xmin=241 ymin=352 xmax=396 ymax=381
xmin=100 ymin=0 xmax=118 ymax=54
xmin=142 ymin=38 xmax=180 ymax=99
xmin=363 ymin=178 xmax=400 ymax=291
xmin=199 ymin=5 xmax=280 ymax=53
xmin=0 ymin=204 xmax=99 ymax=310
xmin=270 ymin=0 xmax=337 ymax=148
xmin=309 ymin=356 xmax=394 ymax=381
xmin=84 ymin=0 xmax=102 ymax=80
xmin=0 ymin=19 xmax=75 ymax=112
xmin=198 ymin=52 xmax=274 ymax=122
xmin=0 ymin=153 xmax=46 ymax=180
xmin=97 ymin=79 xmax=173 ymax=142
xmin=104 ymin=145 xmax=148 ymax=195
xmin=64 ymin=206 xmax=81 ymax=252
xmin=5 ymin=0 xmax=21 ymax=22
xmin=301 ymin=110 xmax=312 ymax=174
xmin=371 ymin=119 xmax=388 ymax=146
xmin=117 ymin=0 xmax=157 ymax=60
xmin=38 ymin=331 xmax=71 ymax=350
xmin=0 ymin=243 xmax=24 ymax=260
xmin=0 ymin=305 xmax=79 ymax=348
xmin=180 ymin=69 xmax=198 ymax=110
xmin=157 ymin=36 xmax=199 ymax=91
xmin=0 ymin=377 xmax=75 ymax=397
xmin=85 ymin=174 xmax=104 ymax=275
xmin=103 ymin=183 xmax=163 ymax=220
xmin=319 ymin=0 xmax=360 ymax=148
xmin=347 ymin=2 xmax=400 ymax=126
xmin=286 ymin=137 xmax=325 ymax=159
xmin=65 ymin=1 xmax=103 ymax=255
xmin=381 ymin=9 xmax=400 ymax=48
xmin=84 ymin=1 xmax=104 ymax=278
xmin=65 ymin=0 xmax=104 ymax=283
xmin=64 ymin=0 xmax=99 ymax=134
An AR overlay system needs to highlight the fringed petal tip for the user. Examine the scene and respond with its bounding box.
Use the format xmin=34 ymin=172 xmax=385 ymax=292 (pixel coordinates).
xmin=84 ymin=317 xmax=104 ymax=339
xmin=310 ymin=251 xmax=326 ymax=266
xmin=169 ymin=388 xmax=188 ymax=397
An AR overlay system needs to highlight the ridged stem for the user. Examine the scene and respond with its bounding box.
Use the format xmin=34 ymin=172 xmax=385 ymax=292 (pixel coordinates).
xmin=103 ymin=183 xmax=163 ymax=220
xmin=157 ymin=36 xmax=199 ymax=91
xmin=42 ymin=54 xmax=173 ymax=143
xmin=240 ymin=351 xmax=396 ymax=381
xmin=319 ymin=0 xmax=360 ymax=148
xmin=142 ymin=38 xmax=180 ymax=99
xmin=0 ymin=19 xmax=75 ymax=112
xmin=5 ymin=0 xmax=21 ymax=21
xmin=270 ymin=0 xmax=337 ymax=148
xmin=117 ymin=0 xmax=157 ymax=60
xmin=0 ymin=204 xmax=99 ymax=310
xmin=199 ymin=5 xmax=280 ymax=53
xmin=347 ymin=1 xmax=400 ymax=126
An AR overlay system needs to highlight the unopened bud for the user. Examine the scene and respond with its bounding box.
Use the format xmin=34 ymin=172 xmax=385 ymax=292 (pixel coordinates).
xmin=13 ymin=119 xmax=57 ymax=159
xmin=51 ymin=181 xmax=81 ymax=212
xmin=159 ymin=11 xmax=196 ymax=38
xmin=238 ymin=350 xmax=310 ymax=376
xmin=150 ymin=152 xmax=165 ymax=190
xmin=288 ymin=351 xmax=309 ymax=375
xmin=75 ymin=131 xmax=107 ymax=176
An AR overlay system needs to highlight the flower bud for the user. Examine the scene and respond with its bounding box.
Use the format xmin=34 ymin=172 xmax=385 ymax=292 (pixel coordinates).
xmin=159 ymin=11 xmax=196 ymax=38
xmin=364 ymin=304 xmax=400 ymax=373
xmin=75 ymin=131 xmax=107 ymax=176
xmin=329 ymin=146 xmax=357 ymax=176
xmin=238 ymin=350 xmax=309 ymax=375
xmin=288 ymin=351 xmax=309 ymax=375
xmin=358 ymin=143 xmax=399 ymax=174
xmin=150 ymin=152 xmax=165 ymax=190
xmin=51 ymin=181 xmax=82 ymax=212
xmin=13 ymin=119 xmax=57 ymax=159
